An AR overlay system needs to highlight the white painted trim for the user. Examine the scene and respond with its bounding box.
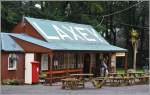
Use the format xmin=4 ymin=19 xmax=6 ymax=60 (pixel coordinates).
xmin=25 ymin=53 xmax=34 ymax=84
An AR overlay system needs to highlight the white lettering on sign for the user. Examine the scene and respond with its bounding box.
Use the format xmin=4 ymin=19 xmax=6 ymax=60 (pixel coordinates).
xmin=88 ymin=28 xmax=104 ymax=42
xmin=62 ymin=25 xmax=84 ymax=41
xmin=52 ymin=24 xmax=73 ymax=40
xmin=33 ymin=22 xmax=60 ymax=40
xmin=34 ymin=22 xmax=105 ymax=42
xmin=74 ymin=27 xmax=96 ymax=41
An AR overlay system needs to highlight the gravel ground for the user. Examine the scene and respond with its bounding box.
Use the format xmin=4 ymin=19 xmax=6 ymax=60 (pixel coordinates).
xmin=0 ymin=82 xmax=149 ymax=95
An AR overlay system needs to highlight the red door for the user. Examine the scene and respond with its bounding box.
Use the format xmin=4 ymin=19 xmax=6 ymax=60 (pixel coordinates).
xmin=31 ymin=61 xmax=39 ymax=84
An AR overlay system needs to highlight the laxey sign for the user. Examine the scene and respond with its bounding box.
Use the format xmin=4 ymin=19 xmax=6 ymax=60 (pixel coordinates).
xmin=26 ymin=17 xmax=108 ymax=44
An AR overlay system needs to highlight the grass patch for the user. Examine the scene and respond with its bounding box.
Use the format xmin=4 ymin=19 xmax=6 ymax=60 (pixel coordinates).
xmin=116 ymin=68 xmax=144 ymax=74
xmin=116 ymin=68 xmax=125 ymax=74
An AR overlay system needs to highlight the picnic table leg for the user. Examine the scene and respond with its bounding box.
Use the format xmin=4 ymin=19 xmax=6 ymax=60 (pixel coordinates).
xmin=124 ymin=78 xmax=129 ymax=86
xmin=145 ymin=77 xmax=149 ymax=84
xmin=71 ymin=81 xmax=76 ymax=89
xmin=92 ymin=80 xmax=102 ymax=88
xmin=68 ymin=81 xmax=72 ymax=89
xmin=62 ymin=81 xmax=65 ymax=89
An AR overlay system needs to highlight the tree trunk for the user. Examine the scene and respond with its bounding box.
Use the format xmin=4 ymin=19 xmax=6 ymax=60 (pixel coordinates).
xmin=133 ymin=42 xmax=137 ymax=70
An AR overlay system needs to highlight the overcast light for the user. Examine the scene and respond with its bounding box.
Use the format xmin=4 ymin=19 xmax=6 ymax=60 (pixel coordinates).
xmin=35 ymin=4 xmax=41 ymax=9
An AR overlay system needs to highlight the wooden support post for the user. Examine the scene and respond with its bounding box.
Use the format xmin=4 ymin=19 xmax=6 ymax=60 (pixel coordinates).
xmin=125 ymin=53 xmax=128 ymax=73
xmin=89 ymin=53 xmax=93 ymax=79
xmin=108 ymin=53 xmax=112 ymax=72
xmin=50 ymin=54 xmax=53 ymax=86
xmin=89 ymin=53 xmax=92 ymax=74
xmin=67 ymin=53 xmax=69 ymax=76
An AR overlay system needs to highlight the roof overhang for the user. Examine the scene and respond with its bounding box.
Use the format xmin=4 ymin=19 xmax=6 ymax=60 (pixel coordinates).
xmin=23 ymin=17 xmax=127 ymax=52
xmin=10 ymin=33 xmax=127 ymax=52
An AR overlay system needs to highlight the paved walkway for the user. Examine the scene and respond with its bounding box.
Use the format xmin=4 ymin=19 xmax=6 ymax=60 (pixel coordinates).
xmin=0 ymin=82 xmax=149 ymax=95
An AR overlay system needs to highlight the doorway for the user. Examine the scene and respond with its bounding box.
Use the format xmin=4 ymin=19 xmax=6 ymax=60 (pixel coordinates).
xmin=25 ymin=53 xmax=34 ymax=84
xmin=95 ymin=53 xmax=101 ymax=76
xmin=83 ymin=54 xmax=90 ymax=74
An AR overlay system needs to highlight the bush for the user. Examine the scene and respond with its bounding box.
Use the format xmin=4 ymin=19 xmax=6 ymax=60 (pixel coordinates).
xmin=39 ymin=72 xmax=47 ymax=84
xmin=2 ymin=79 xmax=20 ymax=85
xmin=39 ymin=72 xmax=47 ymax=79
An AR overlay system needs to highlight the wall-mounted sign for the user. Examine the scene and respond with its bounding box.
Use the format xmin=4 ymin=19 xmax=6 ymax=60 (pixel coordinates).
xmin=116 ymin=52 xmax=125 ymax=56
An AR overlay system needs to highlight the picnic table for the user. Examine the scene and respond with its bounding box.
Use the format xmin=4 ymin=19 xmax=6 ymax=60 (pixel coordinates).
xmin=70 ymin=73 xmax=94 ymax=81
xmin=61 ymin=78 xmax=80 ymax=89
xmin=91 ymin=77 xmax=107 ymax=88
xmin=123 ymin=76 xmax=135 ymax=85
xmin=108 ymin=73 xmax=126 ymax=77
xmin=107 ymin=73 xmax=136 ymax=86
xmin=126 ymin=72 xmax=147 ymax=84
xmin=70 ymin=73 xmax=93 ymax=77
xmin=137 ymin=75 xmax=150 ymax=84
xmin=107 ymin=76 xmax=125 ymax=86
xmin=127 ymin=72 xmax=145 ymax=77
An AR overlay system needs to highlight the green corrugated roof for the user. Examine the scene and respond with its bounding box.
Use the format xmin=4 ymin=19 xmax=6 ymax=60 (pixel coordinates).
xmin=56 ymin=42 xmax=126 ymax=51
xmin=25 ymin=17 xmax=109 ymax=44
xmin=10 ymin=33 xmax=65 ymax=50
xmin=24 ymin=17 xmax=127 ymax=52
xmin=1 ymin=33 xmax=24 ymax=52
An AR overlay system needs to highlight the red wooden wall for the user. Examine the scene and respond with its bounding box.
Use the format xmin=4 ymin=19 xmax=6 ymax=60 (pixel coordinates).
xmin=12 ymin=20 xmax=46 ymax=41
xmin=1 ymin=52 xmax=25 ymax=83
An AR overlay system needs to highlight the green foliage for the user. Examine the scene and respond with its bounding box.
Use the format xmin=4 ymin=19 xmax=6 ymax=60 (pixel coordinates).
xmin=2 ymin=79 xmax=21 ymax=85
xmin=39 ymin=72 xmax=47 ymax=79
xmin=117 ymin=68 xmax=144 ymax=74
xmin=1 ymin=1 xmax=149 ymax=68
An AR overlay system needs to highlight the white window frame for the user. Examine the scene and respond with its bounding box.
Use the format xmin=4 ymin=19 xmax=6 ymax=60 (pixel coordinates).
xmin=41 ymin=54 xmax=48 ymax=70
xmin=8 ymin=53 xmax=17 ymax=70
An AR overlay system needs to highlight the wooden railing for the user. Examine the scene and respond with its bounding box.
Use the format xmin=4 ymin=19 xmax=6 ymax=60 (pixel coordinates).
xmin=43 ymin=69 xmax=83 ymax=83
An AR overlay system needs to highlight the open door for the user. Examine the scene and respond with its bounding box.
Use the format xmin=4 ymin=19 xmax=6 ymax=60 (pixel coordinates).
xmin=95 ymin=53 xmax=101 ymax=76
xmin=83 ymin=54 xmax=90 ymax=74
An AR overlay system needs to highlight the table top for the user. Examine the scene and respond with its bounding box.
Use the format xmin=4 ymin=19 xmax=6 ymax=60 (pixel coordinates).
xmin=108 ymin=73 xmax=126 ymax=77
xmin=61 ymin=78 xmax=79 ymax=81
xmin=109 ymin=73 xmax=125 ymax=75
xmin=108 ymin=76 xmax=124 ymax=79
xmin=95 ymin=77 xmax=106 ymax=79
xmin=94 ymin=78 xmax=104 ymax=81
xmin=127 ymin=72 xmax=145 ymax=74
xmin=70 ymin=73 xmax=94 ymax=76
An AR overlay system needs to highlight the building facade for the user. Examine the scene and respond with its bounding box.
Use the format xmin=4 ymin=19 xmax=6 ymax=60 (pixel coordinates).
xmin=1 ymin=17 xmax=127 ymax=84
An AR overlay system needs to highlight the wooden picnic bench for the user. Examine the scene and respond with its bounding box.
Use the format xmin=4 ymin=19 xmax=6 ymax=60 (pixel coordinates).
xmin=91 ymin=77 xmax=107 ymax=88
xmin=70 ymin=73 xmax=94 ymax=88
xmin=126 ymin=72 xmax=149 ymax=84
xmin=107 ymin=73 xmax=136 ymax=86
xmin=136 ymin=75 xmax=149 ymax=84
xmin=70 ymin=73 xmax=93 ymax=82
xmin=61 ymin=78 xmax=84 ymax=89
xmin=123 ymin=76 xmax=135 ymax=85
xmin=43 ymin=69 xmax=82 ymax=84
xmin=70 ymin=73 xmax=93 ymax=78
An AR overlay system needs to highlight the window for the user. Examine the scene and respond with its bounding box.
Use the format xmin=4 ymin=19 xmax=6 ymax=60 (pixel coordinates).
xmin=41 ymin=54 xmax=48 ymax=70
xmin=8 ymin=53 xmax=17 ymax=70
xmin=52 ymin=53 xmax=84 ymax=70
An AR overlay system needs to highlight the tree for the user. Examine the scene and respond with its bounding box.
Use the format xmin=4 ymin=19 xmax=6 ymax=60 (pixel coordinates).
xmin=130 ymin=29 xmax=139 ymax=70
xmin=1 ymin=1 xmax=149 ymax=69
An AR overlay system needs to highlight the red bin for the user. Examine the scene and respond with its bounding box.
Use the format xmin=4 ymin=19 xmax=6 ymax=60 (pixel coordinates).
xmin=31 ymin=61 xmax=39 ymax=84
